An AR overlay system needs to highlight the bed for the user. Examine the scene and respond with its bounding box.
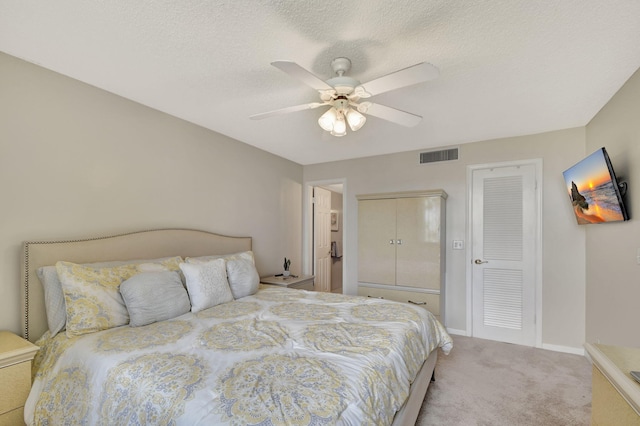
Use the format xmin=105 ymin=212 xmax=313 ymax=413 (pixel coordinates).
xmin=21 ymin=229 xmax=452 ymax=425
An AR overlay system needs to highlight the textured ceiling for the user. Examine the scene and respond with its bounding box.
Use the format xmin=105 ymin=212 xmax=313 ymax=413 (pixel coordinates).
xmin=2 ymin=1 xmax=640 ymax=165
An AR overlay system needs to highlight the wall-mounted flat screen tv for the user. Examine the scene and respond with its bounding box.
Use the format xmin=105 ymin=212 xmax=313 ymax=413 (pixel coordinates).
xmin=563 ymin=147 xmax=629 ymax=225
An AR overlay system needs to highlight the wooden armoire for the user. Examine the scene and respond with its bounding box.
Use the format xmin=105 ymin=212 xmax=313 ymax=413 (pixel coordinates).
xmin=357 ymin=189 xmax=447 ymax=322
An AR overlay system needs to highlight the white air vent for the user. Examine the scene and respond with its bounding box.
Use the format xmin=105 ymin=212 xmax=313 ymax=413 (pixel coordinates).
xmin=420 ymin=148 xmax=459 ymax=164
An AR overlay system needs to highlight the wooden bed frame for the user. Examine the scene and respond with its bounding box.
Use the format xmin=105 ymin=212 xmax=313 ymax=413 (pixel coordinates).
xmin=21 ymin=228 xmax=436 ymax=425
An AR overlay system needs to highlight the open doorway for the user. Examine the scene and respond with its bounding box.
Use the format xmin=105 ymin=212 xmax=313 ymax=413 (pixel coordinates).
xmin=303 ymin=180 xmax=345 ymax=293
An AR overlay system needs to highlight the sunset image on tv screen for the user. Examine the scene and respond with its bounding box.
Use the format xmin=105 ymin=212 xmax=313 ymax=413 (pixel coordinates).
xmin=562 ymin=148 xmax=626 ymax=224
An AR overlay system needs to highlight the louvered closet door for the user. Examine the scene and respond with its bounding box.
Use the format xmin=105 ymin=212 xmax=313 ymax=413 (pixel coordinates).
xmin=471 ymin=164 xmax=537 ymax=346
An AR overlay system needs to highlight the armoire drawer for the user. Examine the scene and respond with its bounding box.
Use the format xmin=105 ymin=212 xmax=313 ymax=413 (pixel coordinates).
xmin=357 ymin=286 xmax=440 ymax=318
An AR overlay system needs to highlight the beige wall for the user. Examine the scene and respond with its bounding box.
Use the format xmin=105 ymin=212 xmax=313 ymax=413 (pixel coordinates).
xmin=585 ymin=67 xmax=640 ymax=346
xmin=5 ymin=47 xmax=636 ymax=350
xmin=304 ymin=128 xmax=587 ymax=350
xmin=0 ymin=52 xmax=303 ymax=336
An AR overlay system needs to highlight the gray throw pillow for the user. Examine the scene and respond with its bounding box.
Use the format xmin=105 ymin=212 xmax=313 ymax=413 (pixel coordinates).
xmin=226 ymin=257 xmax=260 ymax=298
xmin=120 ymin=271 xmax=191 ymax=327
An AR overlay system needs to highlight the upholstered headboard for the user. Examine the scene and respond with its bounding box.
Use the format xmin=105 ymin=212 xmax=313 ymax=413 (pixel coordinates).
xmin=22 ymin=229 xmax=252 ymax=342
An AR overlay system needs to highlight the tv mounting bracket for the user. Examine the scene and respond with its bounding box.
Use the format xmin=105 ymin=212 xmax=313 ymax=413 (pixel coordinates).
xmin=618 ymin=181 xmax=628 ymax=197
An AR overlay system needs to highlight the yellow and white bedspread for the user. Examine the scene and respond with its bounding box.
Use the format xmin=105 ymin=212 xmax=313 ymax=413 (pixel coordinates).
xmin=26 ymin=288 xmax=452 ymax=426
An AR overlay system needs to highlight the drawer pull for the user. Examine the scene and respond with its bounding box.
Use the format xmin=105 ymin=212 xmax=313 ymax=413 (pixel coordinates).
xmin=408 ymin=300 xmax=426 ymax=305
xmin=367 ymin=295 xmax=384 ymax=299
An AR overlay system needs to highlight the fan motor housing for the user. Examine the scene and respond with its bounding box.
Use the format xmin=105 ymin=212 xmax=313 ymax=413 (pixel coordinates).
xmin=332 ymin=96 xmax=350 ymax=111
xmin=326 ymin=76 xmax=360 ymax=95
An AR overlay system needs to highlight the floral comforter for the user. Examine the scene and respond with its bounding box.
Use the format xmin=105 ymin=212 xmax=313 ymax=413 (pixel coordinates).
xmin=26 ymin=287 xmax=452 ymax=426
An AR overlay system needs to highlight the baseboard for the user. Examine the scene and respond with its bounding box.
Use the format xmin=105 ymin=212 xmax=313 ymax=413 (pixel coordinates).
xmin=541 ymin=343 xmax=586 ymax=356
xmin=444 ymin=329 xmax=586 ymax=356
xmin=446 ymin=328 xmax=468 ymax=336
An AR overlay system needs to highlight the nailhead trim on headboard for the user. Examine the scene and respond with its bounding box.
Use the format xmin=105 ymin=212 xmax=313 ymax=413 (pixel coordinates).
xmin=23 ymin=242 xmax=30 ymax=341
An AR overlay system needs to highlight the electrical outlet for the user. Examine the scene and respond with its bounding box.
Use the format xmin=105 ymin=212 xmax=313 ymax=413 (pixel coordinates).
xmin=637 ymin=248 xmax=640 ymax=265
xmin=453 ymin=240 xmax=464 ymax=250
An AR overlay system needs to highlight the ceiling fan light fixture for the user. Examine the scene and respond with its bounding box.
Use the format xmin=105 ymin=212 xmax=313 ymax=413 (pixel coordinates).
xmin=255 ymin=58 xmax=439 ymax=137
xmin=318 ymin=107 xmax=337 ymax=132
xmin=346 ymin=108 xmax=366 ymax=131
xmin=330 ymin=112 xmax=347 ymax=137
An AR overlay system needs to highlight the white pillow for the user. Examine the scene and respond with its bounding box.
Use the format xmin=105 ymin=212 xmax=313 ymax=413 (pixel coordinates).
xmin=179 ymin=259 xmax=234 ymax=313
xmin=185 ymin=250 xmax=255 ymax=265
xmin=186 ymin=251 xmax=258 ymax=299
xmin=37 ymin=266 xmax=68 ymax=337
xmin=120 ymin=271 xmax=191 ymax=327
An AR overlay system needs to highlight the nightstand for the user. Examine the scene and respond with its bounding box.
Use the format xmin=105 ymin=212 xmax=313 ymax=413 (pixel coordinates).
xmin=260 ymin=275 xmax=315 ymax=291
xmin=0 ymin=331 xmax=39 ymax=426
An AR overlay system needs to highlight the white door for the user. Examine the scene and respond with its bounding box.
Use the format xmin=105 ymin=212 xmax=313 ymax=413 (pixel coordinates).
xmin=314 ymin=187 xmax=332 ymax=292
xmin=471 ymin=163 xmax=538 ymax=346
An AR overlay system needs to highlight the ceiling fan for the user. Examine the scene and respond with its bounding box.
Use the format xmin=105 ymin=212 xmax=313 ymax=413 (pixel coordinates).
xmin=250 ymin=57 xmax=439 ymax=137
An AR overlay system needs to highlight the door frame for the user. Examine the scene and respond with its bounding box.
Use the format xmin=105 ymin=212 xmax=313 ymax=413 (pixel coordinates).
xmin=302 ymin=178 xmax=347 ymax=291
xmin=465 ymin=159 xmax=543 ymax=348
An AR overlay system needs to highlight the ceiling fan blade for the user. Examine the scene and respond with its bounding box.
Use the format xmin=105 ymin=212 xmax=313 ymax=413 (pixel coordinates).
xmin=271 ymin=61 xmax=335 ymax=92
xmin=356 ymin=62 xmax=439 ymax=98
xmin=358 ymin=102 xmax=422 ymax=127
xmin=250 ymin=102 xmax=328 ymax=120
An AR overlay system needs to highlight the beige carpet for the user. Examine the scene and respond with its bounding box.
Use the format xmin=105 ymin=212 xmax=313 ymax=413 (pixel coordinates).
xmin=416 ymin=335 xmax=592 ymax=425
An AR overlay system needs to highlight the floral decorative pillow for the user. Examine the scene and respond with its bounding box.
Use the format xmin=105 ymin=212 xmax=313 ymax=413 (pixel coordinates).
xmin=186 ymin=251 xmax=258 ymax=298
xmin=185 ymin=250 xmax=254 ymax=265
xmin=56 ymin=256 xmax=182 ymax=337
xmin=179 ymin=259 xmax=234 ymax=313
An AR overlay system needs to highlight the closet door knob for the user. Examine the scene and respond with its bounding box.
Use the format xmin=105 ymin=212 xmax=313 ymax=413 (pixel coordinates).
xmin=396 ymin=239 xmax=403 ymax=245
